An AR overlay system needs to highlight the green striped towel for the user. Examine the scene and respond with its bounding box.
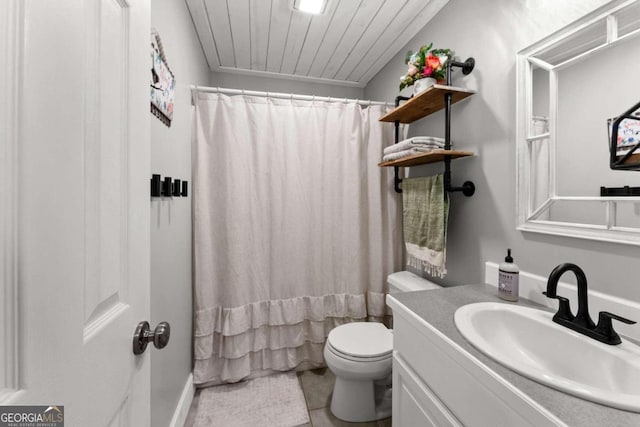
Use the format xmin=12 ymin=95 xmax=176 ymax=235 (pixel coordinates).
xmin=402 ymin=175 xmax=449 ymax=278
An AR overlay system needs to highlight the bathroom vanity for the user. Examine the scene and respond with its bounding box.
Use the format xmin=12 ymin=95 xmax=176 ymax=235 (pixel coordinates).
xmin=387 ymin=284 xmax=640 ymax=427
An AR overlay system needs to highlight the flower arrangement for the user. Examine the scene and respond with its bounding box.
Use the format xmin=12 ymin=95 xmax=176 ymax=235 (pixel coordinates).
xmin=399 ymin=43 xmax=452 ymax=91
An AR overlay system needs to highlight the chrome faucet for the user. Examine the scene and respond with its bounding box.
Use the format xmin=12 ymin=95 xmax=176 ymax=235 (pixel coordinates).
xmin=543 ymin=263 xmax=636 ymax=345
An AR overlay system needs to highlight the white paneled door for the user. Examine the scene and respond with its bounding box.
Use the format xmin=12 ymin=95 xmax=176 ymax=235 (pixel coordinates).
xmin=1 ymin=0 xmax=151 ymax=425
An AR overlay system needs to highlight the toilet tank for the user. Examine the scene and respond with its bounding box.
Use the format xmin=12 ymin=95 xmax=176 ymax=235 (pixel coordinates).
xmin=387 ymin=271 xmax=442 ymax=294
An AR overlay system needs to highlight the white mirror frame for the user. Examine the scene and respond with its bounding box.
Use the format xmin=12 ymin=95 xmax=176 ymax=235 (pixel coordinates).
xmin=516 ymin=0 xmax=640 ymax=246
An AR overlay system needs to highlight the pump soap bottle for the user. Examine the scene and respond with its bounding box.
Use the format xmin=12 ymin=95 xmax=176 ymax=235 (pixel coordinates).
xmin=498 ymin=249 xmax=519 ymax=301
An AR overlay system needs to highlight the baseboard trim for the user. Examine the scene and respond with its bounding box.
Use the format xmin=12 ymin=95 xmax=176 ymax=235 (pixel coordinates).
xmin=170 ymin=373 xmax=195 ymax=427
xmin=485 ymin=261 xmax=640 ymax=342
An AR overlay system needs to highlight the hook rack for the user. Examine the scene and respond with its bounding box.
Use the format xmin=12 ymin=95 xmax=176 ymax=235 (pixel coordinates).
xmin=151 ymin=174 xmax=188 ymax=198
xmin=391 ymin=57 xmax=476 ymax=197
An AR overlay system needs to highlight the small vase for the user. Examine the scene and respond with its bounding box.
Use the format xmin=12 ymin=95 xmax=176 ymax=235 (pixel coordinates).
xmin=414 ymin=77 xmax=437 ymax=95
xmin=399 ymin=85 xmax=413 ymax=98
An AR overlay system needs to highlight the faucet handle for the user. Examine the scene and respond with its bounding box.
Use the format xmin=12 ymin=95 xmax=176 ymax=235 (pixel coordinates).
xmin=594 ymin=311 xmax=637 ymax=345
xmin=543 ymin=292 xmax=574 ymax=321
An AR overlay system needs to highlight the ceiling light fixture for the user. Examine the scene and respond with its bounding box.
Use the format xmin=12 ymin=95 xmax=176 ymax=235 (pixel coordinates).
xmin=294 ymin=0 xmax=327 ymax=15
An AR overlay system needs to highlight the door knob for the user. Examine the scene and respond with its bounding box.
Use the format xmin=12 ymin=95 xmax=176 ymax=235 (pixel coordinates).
xmin=133 ymin=321 xmax=171 ymax=355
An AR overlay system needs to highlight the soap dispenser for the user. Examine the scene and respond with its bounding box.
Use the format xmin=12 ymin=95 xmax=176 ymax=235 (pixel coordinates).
xmin=498 ymin=249 xmax=519 ymax=301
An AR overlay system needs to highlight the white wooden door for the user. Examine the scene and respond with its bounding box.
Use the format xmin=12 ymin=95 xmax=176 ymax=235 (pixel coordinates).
xmin=1 ymin=0 xmax=151 ymax=425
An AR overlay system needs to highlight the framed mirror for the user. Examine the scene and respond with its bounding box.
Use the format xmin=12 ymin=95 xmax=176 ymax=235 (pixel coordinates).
xmin=516 ymin=0 xmax=640 ymax=246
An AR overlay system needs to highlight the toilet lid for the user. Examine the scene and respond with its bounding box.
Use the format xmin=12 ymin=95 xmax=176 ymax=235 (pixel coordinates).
xmin=327 ymin=322 xmax=392 ymax=359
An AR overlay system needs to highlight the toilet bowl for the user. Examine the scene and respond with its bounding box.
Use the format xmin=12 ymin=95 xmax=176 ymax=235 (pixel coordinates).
xmin=323 ymin=271 xmax=442 ymax=422
xmin=324 ymin=322 xmax=393 ymax=422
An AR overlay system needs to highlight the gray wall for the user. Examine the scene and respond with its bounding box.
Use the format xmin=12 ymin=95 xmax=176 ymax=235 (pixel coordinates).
xmin=210 ymin=71 xmax=365 ymax=99
xmin=147 ymin=2 xmax=640 ymax=421
xmin=365 ymin=0 xmax=640 ymax=303
xmin=150 ymin=0 xmax=209 ymax=425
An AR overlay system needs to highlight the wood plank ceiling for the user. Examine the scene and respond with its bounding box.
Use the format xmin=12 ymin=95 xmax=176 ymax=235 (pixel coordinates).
xmin=186 ymin=0 xmax=449 ymax=87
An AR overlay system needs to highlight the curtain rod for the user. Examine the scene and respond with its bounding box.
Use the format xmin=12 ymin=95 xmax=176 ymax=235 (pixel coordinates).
xmin=190 ymin=85 xmax=393 ymax=107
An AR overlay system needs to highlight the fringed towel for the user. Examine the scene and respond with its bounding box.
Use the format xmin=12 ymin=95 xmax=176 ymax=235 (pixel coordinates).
xmin=402 ymin=175 xmax=449 ymax=278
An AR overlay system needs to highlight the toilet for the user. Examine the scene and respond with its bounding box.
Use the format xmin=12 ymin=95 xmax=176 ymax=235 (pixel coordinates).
xmin=323 ymin=271 xmax=442 ymax=422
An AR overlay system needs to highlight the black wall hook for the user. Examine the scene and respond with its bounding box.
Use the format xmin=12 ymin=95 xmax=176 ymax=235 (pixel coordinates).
xmin=162 ymin=177 xmax=173 ymax=196
xmin=172 ymin=179 xmax=182 ymax=197
xmin=151 ymin=174 xmax=162 ymax=197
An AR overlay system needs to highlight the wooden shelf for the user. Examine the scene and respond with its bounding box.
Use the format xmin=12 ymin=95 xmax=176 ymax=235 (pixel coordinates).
xmin=378 ymin=149 xmax=473 ymax=167
xmin=622 ymin=153 xmax=640 ymax=164
xmin=379 ymin=85 xmax=475 ymax=123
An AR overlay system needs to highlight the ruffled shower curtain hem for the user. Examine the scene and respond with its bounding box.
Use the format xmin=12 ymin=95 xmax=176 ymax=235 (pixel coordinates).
xmin=193 ymin=291 xmax=388 ymax=385
xmin=194 ymin=345 xmax=327 ymax=387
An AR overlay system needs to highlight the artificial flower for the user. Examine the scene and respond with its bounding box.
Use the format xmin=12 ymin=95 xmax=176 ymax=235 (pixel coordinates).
xmin=399 ymin=44 xmax=453 ymax=91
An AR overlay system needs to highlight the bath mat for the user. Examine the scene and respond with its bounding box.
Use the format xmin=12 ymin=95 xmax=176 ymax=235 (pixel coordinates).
xmin=193 ymin=372 xmax=310 ymax=427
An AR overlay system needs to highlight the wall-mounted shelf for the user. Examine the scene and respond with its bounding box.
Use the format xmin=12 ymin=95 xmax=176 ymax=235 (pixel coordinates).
xmin=626 ymin=153 xmax=640 ymax=164
xmin=378 ymin=149 xmax=473 ymax=167
xmin=378 ymin=58 xmax=477 ymax=195
xmin=379 ymin=85 xmax=475 ymax=124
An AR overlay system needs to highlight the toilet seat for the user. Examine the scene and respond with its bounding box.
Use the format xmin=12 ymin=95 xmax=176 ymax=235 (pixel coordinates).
xmin=326 ymin=322 xmax=392 ymax=362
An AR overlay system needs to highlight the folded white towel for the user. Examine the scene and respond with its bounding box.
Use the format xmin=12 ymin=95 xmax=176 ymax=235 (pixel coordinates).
xmin=411 ymin=136 xmax=444 ymax=142
xmin=383 ymin=147 xmax=437 ymax=162
xmin=383 ymin=142 xmax=443 ymax=157
xmin=383 ymin=136 xmax=445 ymax=155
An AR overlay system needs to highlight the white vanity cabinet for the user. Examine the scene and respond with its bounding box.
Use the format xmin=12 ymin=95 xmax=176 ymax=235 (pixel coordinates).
xmin=392 ymin=353 xmax=461 ymax=427
xmin=388 ymin=294 xmax=564 ymax=427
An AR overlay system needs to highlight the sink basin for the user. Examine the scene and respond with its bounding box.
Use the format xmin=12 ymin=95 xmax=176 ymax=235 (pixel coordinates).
xmin=454 ymin=302 xmax=640 ymax=412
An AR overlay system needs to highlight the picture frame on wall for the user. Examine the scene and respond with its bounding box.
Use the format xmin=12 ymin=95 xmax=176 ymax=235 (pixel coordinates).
xmin=150 ymin=29 xmax=175 ymax=127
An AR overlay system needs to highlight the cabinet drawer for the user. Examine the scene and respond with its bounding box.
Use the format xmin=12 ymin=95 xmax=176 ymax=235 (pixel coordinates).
xmin=393 ymin=353 xmax=462 ymax=427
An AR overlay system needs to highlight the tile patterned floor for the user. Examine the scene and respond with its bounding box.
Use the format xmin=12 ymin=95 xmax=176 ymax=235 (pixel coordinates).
xmin=184 ymin=368 xmax=392 ymax=427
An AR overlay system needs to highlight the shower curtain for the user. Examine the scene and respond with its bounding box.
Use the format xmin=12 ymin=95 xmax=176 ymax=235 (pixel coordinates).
xmin=193 ymin=92 xmax=401 ymax=385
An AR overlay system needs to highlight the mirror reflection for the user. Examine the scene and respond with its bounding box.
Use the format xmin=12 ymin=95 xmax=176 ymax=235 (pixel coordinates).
xmin=555 ymin=37 xmax=640 ymax=194
xmin=517 ymin=0 xmax=640 ymax=245
xmin=610 ymin=103 xmax=640 ymax=171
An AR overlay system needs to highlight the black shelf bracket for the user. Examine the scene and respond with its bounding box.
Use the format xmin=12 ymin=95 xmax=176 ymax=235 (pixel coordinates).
xmin=393 ymin=95 xmax=411 ymax=193
xmin=443 ymin=58 xmax=476 ymax=197
xmin=449 ymin=58 xmax=475 ymax=77
xmin=600 ymin=185 xmax=640 ymax=196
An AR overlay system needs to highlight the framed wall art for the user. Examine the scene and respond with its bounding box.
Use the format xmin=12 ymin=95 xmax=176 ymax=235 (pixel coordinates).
xmin=150 ymin=29 xmax=175 ymax=127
